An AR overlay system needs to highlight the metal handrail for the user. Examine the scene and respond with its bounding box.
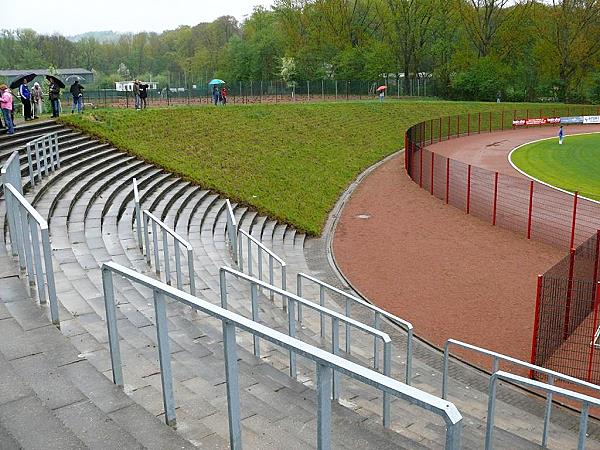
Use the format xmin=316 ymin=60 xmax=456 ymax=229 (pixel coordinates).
xmin=443 ymin=338 xmax=600 ymax=448
xmin=142 ymin=210 xmax=196 ymax=296
xmin=442 ymin=338 xmax=600 ymax=399
xmin=486 ymin=371 xmax=600 ymax=449
xmin=2 ymin=151 xmax=23 ymax=259
xmin=237 ymin=228 xmax=287 ymax=307
xmin=220 ymin=266 xmax=394 ymax=425
xmin=101 ymin=261 xmax=463 ymax=449
xmin=132 ymin=178 xmax=143 ymax=250
xmin=4 ymin=183 xmax=59 ymax=326
xmin=26 ymin=132 xmax=60 ymax=187
xmin=297 ymin=272 xmax=414 ymax=385
xmin=225 ymin=199 xmax=238 ymax=263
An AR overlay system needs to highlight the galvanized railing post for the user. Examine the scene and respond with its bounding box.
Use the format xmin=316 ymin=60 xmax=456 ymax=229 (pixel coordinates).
xmin=383 ymin=340 xmax=392 ymax=428
xmin=442 ymin=341 xmax=450 ymax=399
xmin=27 ymin=142 xmax=35 ymax=187
xmin=288 ymin=295 xmax=297 ymax=378
xmin=41 ymin=227 xmax=59 ymax=326
xmin=297 ymin=274 xmax=304 ymax=324
xmin=247 ymin=237 xmax=253 ymax=276
xmin=373 ymin=312 xmax=381 ymax=371
xmin=143 ymin=213 xmax=151 ymax=264
xmin=28 ymin=219 xmax=46 ymax=303
xmin=133 ymin=179 xmax=143 ymax=249
xmin=153 ymin=289 xmax=176 ymax=427
xmin=320 ymin=285 xmax=325 ymax=338
xmin=152 ymin=220 xmax=160 ymax=274
xmin=406 ymin=328 xmax=413 ymax=386
xmin=316 ymin=363 xmax=332 ymax=450
xmin=222 ymin=320 xmax=242 ymax=450
xmin=237 ymin=233 xmax=244 ymax=271
xmin=331 ymin=317 xmax=340 ymax=400
xmin=187 ymin=247 xmax=196 ymax=296
xmin=19 ymin=207 xmax=35 ymax=283
xmin=542 ymin=374 xmax=554 ymax=447
xmin=35 ymin=139 xmax=43 ymax=179
xmin=345 ymin=298 xmax=351 ymax=354
xmin=281 ymin=264 xmax=287 ymax=312
xmin=174 ymin=243 xmax=183 ymax=290
xmin=40 ymin=139 xmax=48 ymax=177
xmin=579 ymin=402 xmax=590 ymax=449
xmin=162 ymin=231 xmax=171 ymax=285
xmin=102 ymin=268 xmax=123 ymax=386
xmin=268 ymin=256 xmax=274 ymax=301
xmin=485 ymin=374 xmax=499 ymax=450
xmin=251 ymin=282 xmax=260 ymax=357
xmin=53 ymin=132 xmax=61 ymax=169
xmin=225 ymin=199 xmax=238 ymax=264
xmin=257 ymin=246 xmax=263 ymax=282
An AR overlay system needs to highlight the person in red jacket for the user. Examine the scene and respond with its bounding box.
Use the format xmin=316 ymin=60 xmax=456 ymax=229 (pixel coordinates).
xmin=221 ymin=86 xmax=228 ymax=105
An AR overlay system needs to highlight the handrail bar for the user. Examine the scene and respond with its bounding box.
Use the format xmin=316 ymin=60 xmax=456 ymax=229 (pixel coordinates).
xmin=442 ymin=338 xmax=600 ymax=399
xmin=486 ymin=371 xmax=599 ymax=449
xmin=238 ymin=228 xmax=285 ymax=265
xmin=220 ymin=266 xmax=393 ymax=425
xmin=143 ymin=210 xmax=192 ymax=251
xmin=101 ymin=261 xmax=462 ymax=449
xmin=142 ymin=209 xmax=196 ymax=295
xmin=2 ymin=151 xmax=23 ymax=259
xmin=297 ymin=272 xmax=414 ymax=385
xmin=5 ymin=183 xmax=59 ymax=325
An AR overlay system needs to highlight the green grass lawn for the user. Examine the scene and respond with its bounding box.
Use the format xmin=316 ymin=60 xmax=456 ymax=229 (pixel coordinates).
xmin=59 ymin=101 xmax=587 ymax=235
xmin=510 ymin=132 xmax=600 ymax=201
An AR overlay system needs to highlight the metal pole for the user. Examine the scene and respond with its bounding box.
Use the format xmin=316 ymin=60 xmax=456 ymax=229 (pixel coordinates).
xmin=162 ymin=229 xmax=171 ymax=285
xmin=251 ymin=282 xmax=260 ymax=357
xmin=542 ymin=374 xmax=554 ymax=447
xmin=102 ymin=268 xmax=123 ymax=386
xmin=187 ymin=248 xmax=196 ymax=296
xmin=41 ymin=227 xmax=58 ymax=325
xmin=331 ymin=317 xmax=340 ymax=400
xmin=153 ymin=290 xmax=176 ymax=427
xmin=152 ymin=220 xmax=160 ymax=273
xmin=288 ymin=296 xmax=297 ymax=378
xmin=29 ymin=219 xmax=46 ymax=303
xmin=222 ymin=321 xmax=242 ymax=450
xmin=174 ymin=243 xmax=182 ymax=290
xmin=316 ymin=363 xmax=332 ymax=450
xmin=143 ymin=214 xmax=151 ymax=264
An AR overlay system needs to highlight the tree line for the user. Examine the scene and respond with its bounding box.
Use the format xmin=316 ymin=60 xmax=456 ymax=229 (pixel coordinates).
xmin=2 ymin=0 xmax=600 ymax=102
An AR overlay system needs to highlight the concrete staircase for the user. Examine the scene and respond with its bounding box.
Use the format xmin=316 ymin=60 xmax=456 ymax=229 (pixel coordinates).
xmin=1 ymin=119 xmax=599 ymax=449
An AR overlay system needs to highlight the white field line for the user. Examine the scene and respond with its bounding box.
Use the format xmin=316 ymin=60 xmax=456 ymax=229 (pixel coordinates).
xmin=507 ymin=131 xmax=600 ymax=205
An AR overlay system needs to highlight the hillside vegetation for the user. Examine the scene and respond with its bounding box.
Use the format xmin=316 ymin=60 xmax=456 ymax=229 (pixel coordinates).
xmin=60 ymin=101 xmax=577 ymax=235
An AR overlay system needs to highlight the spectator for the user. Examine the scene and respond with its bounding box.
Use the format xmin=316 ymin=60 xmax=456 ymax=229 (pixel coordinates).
xmin=19 ymin=80 xmax=34 ymax=120
xmin=139 ymin=82 xmax=149 ymax=108
xmin=47 ymin=77 xmax=61 ymax=118
xmin=221 ymin=85 xmax=228 ymax=105
xmin=212 ymin=85 xmax=219 ymax=105
xmin=69 ymin=80 xmax=85 ymax=113
xmin=558 ymin=125 xmax=564 ymax=145
xmin=133 ymin=80 xmax=141 ymax=110
xmin=32 ymin=82 xmax=44 ymax=118
xmin=0 ymin=84 xmax=15 ymax=134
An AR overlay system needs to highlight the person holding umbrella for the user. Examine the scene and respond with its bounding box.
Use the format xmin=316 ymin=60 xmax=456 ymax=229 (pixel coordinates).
xmin=0 ymin=84 xmax=15 ymax=134
xmin=377 ymin=85 xmax=387 ymax=102
xmin=69 ymin=80 xmax=85 ymax=113
xmin=47 ymin=76 xmax=63 ymax=118
xmin=19 ymin=79 xmax=34 ymax=120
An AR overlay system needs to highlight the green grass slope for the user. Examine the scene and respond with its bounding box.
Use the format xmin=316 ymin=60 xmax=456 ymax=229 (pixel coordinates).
xmin=60 ymin=101 xmax=583 ymax=235
xmin=511 ymin=132 xmax=600 ymax=201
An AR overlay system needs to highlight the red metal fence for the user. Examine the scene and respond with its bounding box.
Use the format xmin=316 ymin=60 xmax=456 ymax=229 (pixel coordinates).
xmin=405 ymin=107 xmax=600 ymax=384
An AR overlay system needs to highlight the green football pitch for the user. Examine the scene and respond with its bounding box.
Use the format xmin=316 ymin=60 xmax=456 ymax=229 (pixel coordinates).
xmin=510 ymin=132 xmax=600 ymax=201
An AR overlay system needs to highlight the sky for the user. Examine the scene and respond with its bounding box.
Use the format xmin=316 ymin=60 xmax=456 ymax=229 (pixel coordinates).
xmin=2 ymin=0 xmax=275 ymax=36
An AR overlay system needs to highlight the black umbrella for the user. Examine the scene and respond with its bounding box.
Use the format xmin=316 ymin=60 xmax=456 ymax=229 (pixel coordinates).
xmin=9 ymin=72 xmax=37 ymax=89
xmin=45 ymin=75 xmax=65 ymax=89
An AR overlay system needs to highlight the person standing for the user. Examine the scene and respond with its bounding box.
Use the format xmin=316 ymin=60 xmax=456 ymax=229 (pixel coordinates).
xmin=212 ymin=85 xmax=219 ymax=105
xmin=0 ymin=84 xmax=15 ymax=134
xmin=221 ymin=85 xmax=228 ymax=105
xmin=559 ymin=125 xmax=564 ymax=145
xmin=19 ymin=80 xmax=33 ymax=120
xmin=48 ymin=77 xmax=61 ymax=118
xmin=32 ymin=82 xmax=44 ymax=118
xmin=133 ymin=80 xmax=141 ymax=110
xmin=69 ymin=80 xmax=84 ymax=113
xmin=139 ymin=82 xmax=149 ymax=108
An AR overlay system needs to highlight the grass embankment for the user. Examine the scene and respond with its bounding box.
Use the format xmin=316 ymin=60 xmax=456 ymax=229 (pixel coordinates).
xmin=511 ymin=133 xmax=600 ymax=201
xmin=60 ymin=101 xmax=578 ymax=235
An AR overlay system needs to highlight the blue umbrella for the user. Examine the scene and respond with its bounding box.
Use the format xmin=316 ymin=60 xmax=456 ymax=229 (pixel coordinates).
xmin=208 ymin=79 xmax=226 ymax=85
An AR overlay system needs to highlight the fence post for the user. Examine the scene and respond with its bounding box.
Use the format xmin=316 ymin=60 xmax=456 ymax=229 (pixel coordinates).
xmin=430 ymin=119 xmax=434 ymax=145
xmin=489 ymin=111 xmax=492 ymax=132
xmin=316 ymin=363 xmax=332 ymax=450
xmin=153 ymin=289 xmax=176 ymax=427
xmin=587 ymin=282 xmax=600 ymax=382
xmin=492 ymin=172 xmax=499 ymax=225
xmin=447 ymin=116 xmax=451 ymax=139
xmin=445 ymin=158 xmax=450 ymax=204
xmin=466 ymin=165 xmax=471 ymax=214
xmin=501 ymin=111 xmax=504 ymax=131
xmin=527 ymin=181 xmax=534 ymax=239
xmin=570 ymin=192 xmax=578 ymax=249
xmin=430 ymin=152 xmax=435 ymax=195
xmin=439 ymin=117 xmax=442 ymax=142
xmin=563 ymin=249 xmax=576 ymax=339
xmin=529 ymin=275 xmax=543 ymax=378
xmin=419 ymin=147 xmax=423 ymax=188
xmin=594 ymin=230 xmax=600 ymax=300
xmin=222 ymin=321 xmax=242 ymax=450
xmin=478 ymin=112 xmax=481 ymax=133
xmin=467 ymin=113 xmax=470 ymax=136
xmin=456 ymin=115 xmax=460 ymax=138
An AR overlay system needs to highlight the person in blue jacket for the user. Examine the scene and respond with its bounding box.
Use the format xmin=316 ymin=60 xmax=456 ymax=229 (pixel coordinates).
xmin=558 ymin=125 xmax=564 ymax=145
xmin=19 ymin=79 xmax=34 ymax=120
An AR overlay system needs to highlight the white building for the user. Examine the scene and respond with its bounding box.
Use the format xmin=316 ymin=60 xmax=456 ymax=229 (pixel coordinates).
xmin=115 ymin=81 xmax=158 ymax=92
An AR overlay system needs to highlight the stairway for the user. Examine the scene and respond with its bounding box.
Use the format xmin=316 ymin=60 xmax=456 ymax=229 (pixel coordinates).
xmin=1 ymin=119 xmax=599 ymax=449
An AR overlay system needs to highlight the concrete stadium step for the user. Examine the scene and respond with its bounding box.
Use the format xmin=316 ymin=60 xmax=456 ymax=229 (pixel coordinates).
xmin=0 ymin=120 xmax=63 ymax=153
xmin=0 ymin=255 xmax=194 ymax=450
